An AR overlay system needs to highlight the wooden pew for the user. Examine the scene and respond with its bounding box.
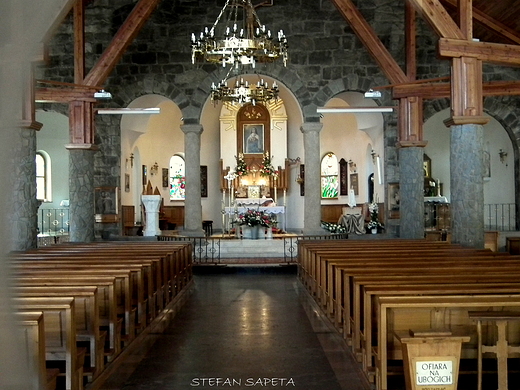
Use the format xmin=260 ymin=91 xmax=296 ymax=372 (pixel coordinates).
xmin=13 ymin=286 xmax=104 ymax=381
xmin=13 ymin=297 xmax=82 ymax=390
xmin=374 ymin=294 xmax=520 ymax=390
xmin=359 ymin=279 xmax=520 ymax=377
xmin=296 ymin=240 xmax=520 ymax=389
xmin=13 ymin=276 xmax=121 ymax=360
xmin=17 ymin=241 xmax=193 ymax=315
xmin=334 ymin=258 xmax=520 ymax=351
xmin=11 ymin=259 xmax=150 ymax=330
xmin=14 ymin=311 xmax=53 ymax=390
xmin=13 ymin=268 xmax=135 ymax=342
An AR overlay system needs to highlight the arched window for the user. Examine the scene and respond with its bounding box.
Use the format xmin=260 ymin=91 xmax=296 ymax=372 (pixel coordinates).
xmin=169 ymin=155 xmax=185 ymax=200
xmin=321 ymin=152 xmax=339 ymax=199
xmin=36 ymin=151 xmax=52 ymax=202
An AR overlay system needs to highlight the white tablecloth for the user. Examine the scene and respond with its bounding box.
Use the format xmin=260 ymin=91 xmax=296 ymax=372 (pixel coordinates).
xmin=225 ymin=206 xmax=285 ymax=215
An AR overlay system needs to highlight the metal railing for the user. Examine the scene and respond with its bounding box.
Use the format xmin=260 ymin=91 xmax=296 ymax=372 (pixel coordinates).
xmin=158 ymin=233 xmax=348 ymax=264
xmin=484 ymin=203 xmax=517 ymax=231
xmin=38 ymin=208 xmax=70 ymax=236
xmin=158 ymin=236 xmax=221 ymax=264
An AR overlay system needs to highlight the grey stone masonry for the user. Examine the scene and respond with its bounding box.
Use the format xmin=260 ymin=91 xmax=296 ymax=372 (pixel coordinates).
xmin=301 ymin=122 xmax=327 ymax=235
xmin=11 ymin=128 xmax=39 ymax=251
xmin=181 ymin=124 xmax=205 ymax=236
xmin=399 ymin=147 xmax=425 ymax=239
xmin=69 ymin=149 xmax=96 ymax=242
xmin=450 ymin=124 xmax=485 ymax=248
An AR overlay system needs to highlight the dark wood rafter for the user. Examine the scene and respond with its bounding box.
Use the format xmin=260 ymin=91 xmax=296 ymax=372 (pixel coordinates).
xmin=35 ymin=87 xmax=97 ymax=103
xmin=36 ymin=0 xmax=161 ymax=147
xmin=83 ymin=0 xmax=162 ymax=87
xmin=74 ymin=0 xmax=86 ymax=84
xmin=440 ymin=0 xmax=520 ymax=45
xmin=457 ymin=0 xmax=472 ymax=40
xmin=399 ymin=1 xmax=425 ymax=147
xmin=405 ymin=1 xmax=417 ymax=80
xmin=408 ymin=0 xmax=465 ymax=39
xmin=393 ymin=80 xmax=520 ymax=99
xmin=439 ymin=38 xmax=520 ymax=66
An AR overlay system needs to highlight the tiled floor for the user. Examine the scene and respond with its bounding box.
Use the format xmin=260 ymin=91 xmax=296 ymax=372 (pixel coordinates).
xmin=95 ymin=266 xmax=370 ymax=390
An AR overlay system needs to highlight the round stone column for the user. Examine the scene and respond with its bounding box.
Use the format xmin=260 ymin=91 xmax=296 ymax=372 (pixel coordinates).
xmin=68 ymin=148 xmax=96 ymax=242
xmin=399 ymin=146 xmax=425 ymax=239
xmin=450 ymin=124 xmax=485 ymax=248
xmin=181 ymin=124 xmax=205 ymax=236
xmin=10 ymin=128 xmax=39 ymax=250
xmin=301 ymin=122 xmax=327 ymax=235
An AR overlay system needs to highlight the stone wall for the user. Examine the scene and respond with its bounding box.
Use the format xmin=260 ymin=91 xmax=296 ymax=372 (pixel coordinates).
xmin=35 ymin=0 xmax=520 ymax=237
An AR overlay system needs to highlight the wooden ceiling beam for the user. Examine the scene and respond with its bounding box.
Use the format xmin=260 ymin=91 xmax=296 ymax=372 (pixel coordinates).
xmin=74 ymin=0 xmax=85 ymax=84
xmin=408 ymin=0 xmax=464 ymax=39
xmin=35 ymin=87 xmax=97 ymax=103
xmin=405 ymin=1 xmax=417 ymax=80
xmin=83 ymin=0 xmax=161 ymax=87
xmin=329 ymin=0 xmax=408 ymax=85
xmin=392 ymin=80 xmax=520 ymax=99
xmin=440 ymin=0 xmax=520 ymax=45
xmin=457 ymin=0 xmax=472 ymax=40
xmin=439 ymin=38 xmax=520 ymax=66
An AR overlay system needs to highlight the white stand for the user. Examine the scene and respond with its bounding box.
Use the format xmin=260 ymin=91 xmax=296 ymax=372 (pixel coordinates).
xmin=141 ymin=194 xmax=161 ymax=236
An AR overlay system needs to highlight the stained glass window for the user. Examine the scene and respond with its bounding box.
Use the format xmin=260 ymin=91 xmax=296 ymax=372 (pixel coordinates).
xmin=321 ymin=152 xmax=338 ymax=198
xmin=169 ymin=155 xmax=185 ymax=200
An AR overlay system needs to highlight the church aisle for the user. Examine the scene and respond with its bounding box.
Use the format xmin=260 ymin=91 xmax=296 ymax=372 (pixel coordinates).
xmin=102 ymin=266 xmax=369 ymax=390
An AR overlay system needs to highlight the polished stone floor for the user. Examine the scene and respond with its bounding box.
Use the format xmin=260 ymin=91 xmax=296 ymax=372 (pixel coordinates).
xmin=98 ymin=265 xmax=370 ymax=390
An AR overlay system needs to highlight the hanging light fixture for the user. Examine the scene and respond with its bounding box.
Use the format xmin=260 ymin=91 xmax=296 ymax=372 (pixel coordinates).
xmin=210 ymin=74 xmax=279 ymax=106
xmin=191 ymin=0 xmax=288 ymax=68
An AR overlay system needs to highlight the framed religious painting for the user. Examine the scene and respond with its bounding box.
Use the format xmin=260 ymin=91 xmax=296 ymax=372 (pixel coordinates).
xmin=142 ymin=164 xmax=147 ymax=185
xmin=200 ymin=165 xmax=208 ymax=197
xmin=162 ymin=168 xmax=169 ymax=188
xmin=350 ymin=173 xmax=359 ymax=195
xmin=388 ymin=182 xmax=400 ymax=219
xmin=94 ymin=186 xmax=119 ymax=223
xmin=243 ymin=124 xmax=265 ymax=154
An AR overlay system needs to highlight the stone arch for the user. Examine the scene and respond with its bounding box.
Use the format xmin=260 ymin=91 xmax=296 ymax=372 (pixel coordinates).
xmin=424 ymin=96 xmax=520 ymax=230
xmin=109 ymin=74 xmax=191 ymax=113
xmin=187 ymin=63 xmax=310 ymax=122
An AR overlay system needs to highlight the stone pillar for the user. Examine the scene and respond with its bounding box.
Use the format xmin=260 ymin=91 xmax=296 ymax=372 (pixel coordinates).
xmin=181 ymin=124 xmax=205 ymax=236
xmin=141 ymin=194 xmax=161 ymax=236
xmin=301 ymin=122 xmax=326 ymax=235
xmin=68 ymin=148 xmax=96 ymax=242
xmin=399 ymin=146 xmax=425 ymax=239
xmin=10 ymin=128 xmax=39 ymax=251
xmin=450 ymin=124 xmax=485 ymax=248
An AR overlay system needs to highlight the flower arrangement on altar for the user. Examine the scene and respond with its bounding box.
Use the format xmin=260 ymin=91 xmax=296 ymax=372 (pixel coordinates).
xmin=235 ymin=208 xmax=277 ymax=227
xmin=259 ymin=151 xmax=277 ymax=177
xmin=235 ymin=153 xmax=248 ymax=176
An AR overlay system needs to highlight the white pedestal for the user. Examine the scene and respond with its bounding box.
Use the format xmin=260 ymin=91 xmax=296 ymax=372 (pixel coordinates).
xmin=141 ymin=195 xmax=161 ymax=236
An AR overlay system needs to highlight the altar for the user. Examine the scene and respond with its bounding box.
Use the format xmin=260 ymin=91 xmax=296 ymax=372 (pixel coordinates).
xmin=223 ymin=198 xmax=286 ymax=233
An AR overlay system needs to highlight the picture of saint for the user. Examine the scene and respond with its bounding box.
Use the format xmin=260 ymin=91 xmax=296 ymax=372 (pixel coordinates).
xmin=244 ymin=124 xmax=264 ymax=154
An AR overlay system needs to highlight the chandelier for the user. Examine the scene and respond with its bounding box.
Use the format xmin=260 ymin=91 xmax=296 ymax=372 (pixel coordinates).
xmin=191 ymin=0 xmax=288 ymax=68
xmin=210 ymin=75 xmax=279 ymax=106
